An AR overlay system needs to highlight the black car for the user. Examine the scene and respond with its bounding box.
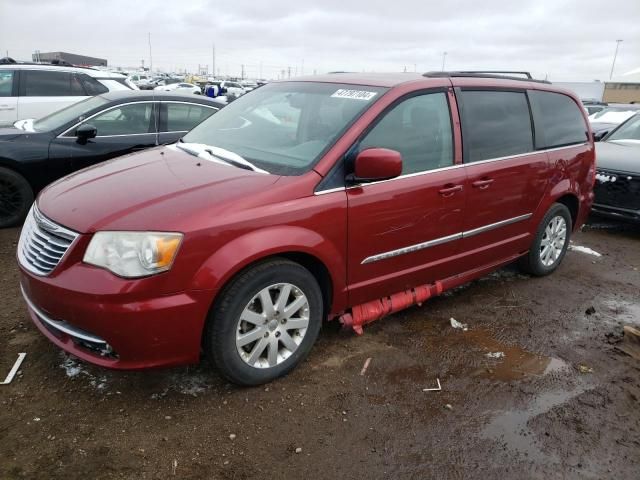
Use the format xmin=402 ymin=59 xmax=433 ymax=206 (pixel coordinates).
xmin=590 ymin=104 xmax=640 ymax=141
xmin=593 ymin=113 xmax=640 ymax=223
xmin=0 ymin=91 xmax=224 ymax=227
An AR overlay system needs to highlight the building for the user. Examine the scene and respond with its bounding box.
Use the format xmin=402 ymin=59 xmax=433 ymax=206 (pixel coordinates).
xmin=603 ymin=68 xmax=640 ymax=104
xmin=554 ymin=82 xmax=605 ymax=101
xmin=32 ymin=51 xmax=107 ymax=67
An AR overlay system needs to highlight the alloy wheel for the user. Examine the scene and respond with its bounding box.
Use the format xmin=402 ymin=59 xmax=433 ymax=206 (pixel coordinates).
xmin=540 ymin=215 xmax=567 ymax=267
xmin=236 ymin=283 xmax=310 ymax=369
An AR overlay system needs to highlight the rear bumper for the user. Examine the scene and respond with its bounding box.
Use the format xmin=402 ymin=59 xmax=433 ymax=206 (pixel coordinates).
xmin=20 ymin=270 xmax=215 ymax=370
xmin=591 ymin=203 xmax=640 ymax=223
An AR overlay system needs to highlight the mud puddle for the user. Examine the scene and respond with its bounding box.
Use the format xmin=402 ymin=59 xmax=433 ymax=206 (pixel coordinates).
xmin=482 ymin=381 xmax=590 ymax=463
xmin=460 ymin=328 xmax=570 ymax=381
xmin=600 ymin=298 xmax=640 ymax=327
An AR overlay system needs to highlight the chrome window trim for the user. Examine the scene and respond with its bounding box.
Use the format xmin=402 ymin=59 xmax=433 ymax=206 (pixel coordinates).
xmin=314 ymin=142 xmax=589 ymax=195
xmin=20 ymin=285 xmax=107 ymax=344
xmin=361 ymin=213 xmax=533 ymax=264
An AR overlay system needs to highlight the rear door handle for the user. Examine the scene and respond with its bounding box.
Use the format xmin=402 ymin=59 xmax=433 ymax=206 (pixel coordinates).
xmin=472 ymin=179 xmax=494 ymax=189
xmin=438 ymin=184 xmax=463 ymax=197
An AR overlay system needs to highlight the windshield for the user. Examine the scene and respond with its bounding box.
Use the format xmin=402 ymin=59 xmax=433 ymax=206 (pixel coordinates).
xmin=607 ymin=114 xmax=640 ymax=141
xmin=34 ymin=96 xmax=110 ymax=132
xmin=181 ymin=81 xmax=387 ymax=175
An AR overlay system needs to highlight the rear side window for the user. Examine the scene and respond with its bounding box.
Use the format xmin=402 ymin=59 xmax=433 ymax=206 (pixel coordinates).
xmin=359 ymin=92 xmax=454 ymax=175
xmin=528 ymin=90 xmax=588 ymax=149
xmin=0 ymin=70 xmax=14 ymax=97
xmin=163 ymin=103 xmax=216 ymax=132
xmin=459 ymin=90 xmax=533 ymax=163
xmin=23 ymin=71 xmax=85 ymax=97
xmin=80 ymin=75 xmax=109 ymax=95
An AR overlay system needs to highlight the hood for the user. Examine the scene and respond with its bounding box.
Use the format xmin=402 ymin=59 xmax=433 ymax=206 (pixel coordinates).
xmin=591 ymin=122 xmax=617 ymax=135
xmin=37 ymin=146 xmax=281 ymax=233
xmin=595 ymin=140 xmax=640 ymax=174
xmin=0 ymin=126 xmax=36 ymax=140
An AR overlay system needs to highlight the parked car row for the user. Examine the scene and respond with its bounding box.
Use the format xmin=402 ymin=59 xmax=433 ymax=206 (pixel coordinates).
xmin=0 ymin=63 xmax=137 ymax=127
xmin=0 ymin=91 xmax=224 ymax=227
xmin=15 ymin=71 xmax=597 ymax=385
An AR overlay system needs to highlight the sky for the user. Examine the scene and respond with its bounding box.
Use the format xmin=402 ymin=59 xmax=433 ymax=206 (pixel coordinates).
xmin=1 ymin=0 xmax=639 ymax=81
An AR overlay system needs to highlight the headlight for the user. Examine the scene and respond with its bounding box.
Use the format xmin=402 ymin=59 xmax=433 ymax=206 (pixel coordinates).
xmin=83 ymin=232 xmax=183 ymax=278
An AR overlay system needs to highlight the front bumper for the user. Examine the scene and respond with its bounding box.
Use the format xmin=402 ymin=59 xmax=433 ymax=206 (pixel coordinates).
xmin=20 ymin=269 xmax=215 ymax=370
xmin=591 ymin=203 xmax=640 ymax=223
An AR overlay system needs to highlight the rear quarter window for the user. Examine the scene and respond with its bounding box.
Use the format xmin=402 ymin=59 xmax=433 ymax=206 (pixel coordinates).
xmin=23 ymin=70 xmax=83 ymax=97
xmin=459 ymin=90 xmax=533 ymax=163
xmin=528 ymin=90 xmax=588 ymax=149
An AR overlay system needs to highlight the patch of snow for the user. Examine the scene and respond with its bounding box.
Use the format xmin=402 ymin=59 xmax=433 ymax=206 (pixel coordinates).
xmin=169 ymin=372 xmax=212 ymax=397
xmin=569 ymin=244 xmax=602 ymax=257
xmin=59 ymin=353 xmax=109 ymax=392
xmin=486 ymin=352 xmax=505 ymax=359
xmin=450 ymin=318 xmax=468 ymax=331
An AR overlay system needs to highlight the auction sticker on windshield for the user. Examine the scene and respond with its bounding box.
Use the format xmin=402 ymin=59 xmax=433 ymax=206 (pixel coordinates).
xmin=331 ymin=89 xmax=378 ymax=101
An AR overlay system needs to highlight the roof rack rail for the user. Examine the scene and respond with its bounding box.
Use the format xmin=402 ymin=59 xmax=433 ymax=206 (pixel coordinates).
xmin=423 ymin=70 xmax=550 ymax=84
xmin=0 ymin=59 xmax=98 ymax=70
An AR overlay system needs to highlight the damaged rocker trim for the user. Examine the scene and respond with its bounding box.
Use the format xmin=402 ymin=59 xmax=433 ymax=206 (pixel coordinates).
xmin=361 ymin=213 xmax=533 ymax=264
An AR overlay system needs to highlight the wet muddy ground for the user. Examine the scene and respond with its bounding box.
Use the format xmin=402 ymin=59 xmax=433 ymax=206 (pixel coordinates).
xmin=1 ymin=218 xmax=639 ymax=479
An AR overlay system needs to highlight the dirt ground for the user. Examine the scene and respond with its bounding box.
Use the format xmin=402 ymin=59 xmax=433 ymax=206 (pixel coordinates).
xmin=1 ymin=218 xmax=639 ymax=479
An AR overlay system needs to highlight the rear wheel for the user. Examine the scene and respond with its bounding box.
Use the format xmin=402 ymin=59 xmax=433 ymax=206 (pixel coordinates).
xmin=519 ymin=203 xmax=572 ymax=276
xmin=0 ymin=167 xmax=33 ymax=228
xmin=205 ymin=258 xmax=323 ymax=386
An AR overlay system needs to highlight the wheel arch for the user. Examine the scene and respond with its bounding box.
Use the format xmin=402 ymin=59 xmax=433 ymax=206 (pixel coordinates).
xmin=554 ymin=193 xmax=580 ymax=229
xmin=190 ymin=226 xmax=347 ymax=319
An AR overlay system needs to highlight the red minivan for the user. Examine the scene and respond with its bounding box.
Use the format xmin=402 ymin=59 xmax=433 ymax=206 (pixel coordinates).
xmin=17 ymin=72 xmax=595 ymax=385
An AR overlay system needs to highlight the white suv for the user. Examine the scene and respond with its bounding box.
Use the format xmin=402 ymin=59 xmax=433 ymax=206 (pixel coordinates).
xmin=0 ymin=63 xmax=138 ymax=126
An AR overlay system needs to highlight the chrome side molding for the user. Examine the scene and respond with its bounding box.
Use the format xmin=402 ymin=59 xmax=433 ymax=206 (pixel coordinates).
xmin=361 ymin=213 xmax=532 ymax=264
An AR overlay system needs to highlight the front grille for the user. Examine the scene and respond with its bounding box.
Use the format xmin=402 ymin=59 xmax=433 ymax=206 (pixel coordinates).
xmin=594 ymin=169 xmax=640 ymax=211
xmin=18 ymin=205 xmax=78 ymax=276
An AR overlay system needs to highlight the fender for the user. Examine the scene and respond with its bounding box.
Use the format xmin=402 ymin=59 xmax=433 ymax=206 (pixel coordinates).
xmin=531 ymin=173 xmax=580 ymax=232
xmin=189 ymin=225 xmax=348 ymax=314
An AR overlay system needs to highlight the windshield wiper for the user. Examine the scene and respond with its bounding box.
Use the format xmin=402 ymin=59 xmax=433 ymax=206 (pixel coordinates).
xmin=204 ymin=148 xmax=253 ymax=171
xmin=176 ymin=142 xmax=267 ymax=173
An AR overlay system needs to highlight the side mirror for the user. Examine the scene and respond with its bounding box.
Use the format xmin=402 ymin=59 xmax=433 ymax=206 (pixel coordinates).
xmin=593 ymin=131 xmax=607 ymax=142
xmin=76 ymin=124 xmax=97 ymax=144
xmin=347 ymin=148 xmax=403 ymax=184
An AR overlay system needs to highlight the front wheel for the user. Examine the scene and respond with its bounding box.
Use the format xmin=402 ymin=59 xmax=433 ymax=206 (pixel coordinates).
xmin=205 ymin=258 xmax=323 ymax=386
xmin=0 ymin=167 xmax=33 ymax=228
xmin=519 ymin=203 xmax=572 ymax=276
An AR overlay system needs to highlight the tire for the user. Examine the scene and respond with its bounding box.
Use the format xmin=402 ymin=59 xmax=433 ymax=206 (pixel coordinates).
xmin=205 ymin=258 xmax=323 ymax=386
xmin=519 ymin=203 xmax=572 ymax=276
xmin=0 ymin=167 xmax=33 ymax=228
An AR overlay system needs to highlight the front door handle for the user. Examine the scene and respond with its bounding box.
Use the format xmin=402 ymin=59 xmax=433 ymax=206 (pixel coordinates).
xmin=439 ymin=184 xmax=463 ymax=197
xmin=0 ymin=106 xmax=16 ymax=111
xmin=472 ymin=178 xmax=494 ymax=189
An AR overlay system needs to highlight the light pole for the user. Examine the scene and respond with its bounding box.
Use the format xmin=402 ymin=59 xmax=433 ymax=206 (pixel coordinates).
xmin=148 ymin=32 xmax=153 ymax=73
xmin=609 ymin=39 xmax=623 ymax=80
xmin=441 ymin=51 xmax=447 ymax=71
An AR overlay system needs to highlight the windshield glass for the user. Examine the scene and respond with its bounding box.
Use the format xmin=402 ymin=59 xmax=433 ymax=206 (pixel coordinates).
xmin=34 ymin=96 xmax=110 ymax=132
xmin=181 ymin=82 xmax=387 ymax=175
xmin=607 ymin=114 xmax=640 ymax=141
